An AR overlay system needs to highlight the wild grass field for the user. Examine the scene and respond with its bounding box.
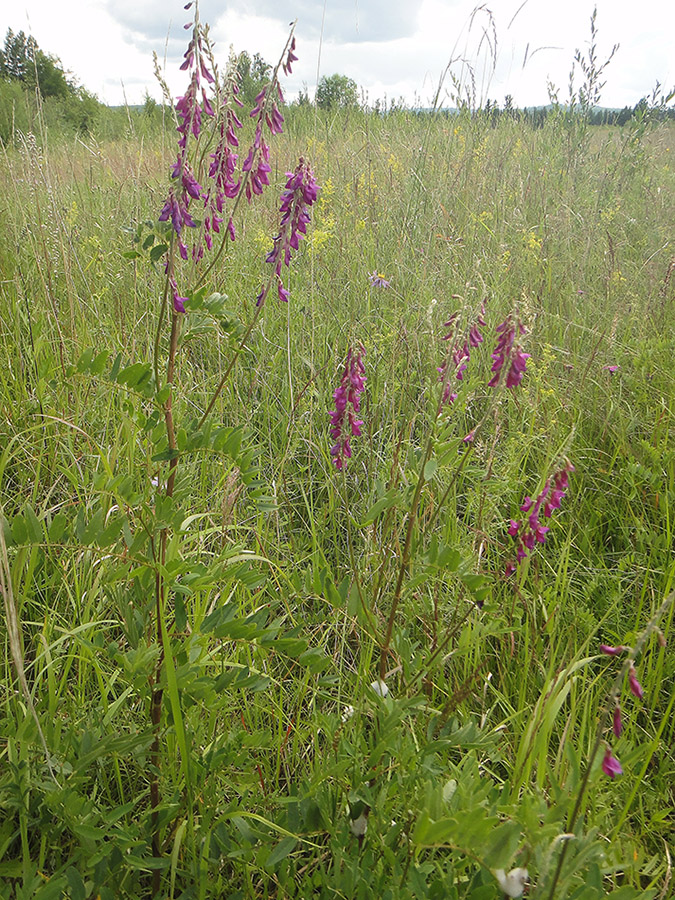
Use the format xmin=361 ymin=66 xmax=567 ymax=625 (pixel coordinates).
xmin=0 ymin=21 xmax=674 ymax=899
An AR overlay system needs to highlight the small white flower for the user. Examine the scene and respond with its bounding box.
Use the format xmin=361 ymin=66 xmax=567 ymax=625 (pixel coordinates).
xmin=370 ymin=679 xmax=389 ymax=698
xmin=349 ymin=812 xmax=368 ymax=837
xmin=494 ymin=867 xmax=529 ymax=898
xmin=341 ymin=705 xmax=355 ymax=723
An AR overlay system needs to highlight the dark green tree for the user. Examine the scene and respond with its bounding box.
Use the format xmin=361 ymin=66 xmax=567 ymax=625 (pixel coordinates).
xmin=316 ymin=74 xmax=358 ymax=110
xmin=236 ymin=51 xmax=271 ymax=107
xmin=1 ymin=28 xmax=70 ymax=99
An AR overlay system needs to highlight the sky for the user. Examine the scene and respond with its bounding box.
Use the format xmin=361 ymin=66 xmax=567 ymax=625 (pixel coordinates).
xmin=1 ymin=0 xmax=673 ymax=110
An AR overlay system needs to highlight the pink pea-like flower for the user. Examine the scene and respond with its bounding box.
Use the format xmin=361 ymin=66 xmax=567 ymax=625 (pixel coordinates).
xmin=258 ymin=158 xmax=319 ymax=306
xmin=505 ymin=460 xmax=573 ymax=575
xmin=600 ymin=644 xmax=626 ymax=656
xmin=601 ymin=747 xmax=623 ymax=779
xmin=628 ymin=665 xmax=643 ymax=700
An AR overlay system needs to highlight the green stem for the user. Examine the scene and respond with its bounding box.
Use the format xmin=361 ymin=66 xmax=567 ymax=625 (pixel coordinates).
xmin=150 ymin=309 xmax=181 ymax=897
xmin=379 ymin=431 xmax=435 ymax=681
xmin=546 ymin=590 xmax=674 ymax=900
xmin=198 ymin=297 xmax=264 ymax=429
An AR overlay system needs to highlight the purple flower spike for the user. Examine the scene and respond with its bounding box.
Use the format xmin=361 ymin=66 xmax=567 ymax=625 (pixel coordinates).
xmin=613 ymin=704 xmax=623 ymax=738
xmin=602 ymin=747 xmax=623 ymax=779
xmin=488 ymin=314 xmax=529 ymax=389
xmin=628 ymin=665 xmax=643 ymax=700
xmin=506 ymin=461 xmax=572 ymax=576
xmin=283 ymin=36 xmax=298 ymax=75
xmin=258 ymin=158 xmax=319 ymax=305
xmin=329 ymin=346 xmax=366 ymax=469
xmin=437 ymin=302 xmax=487 ymax=407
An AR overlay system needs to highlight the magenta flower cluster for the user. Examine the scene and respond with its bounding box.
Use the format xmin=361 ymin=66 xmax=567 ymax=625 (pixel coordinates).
xmin=329 ymin=346 xmax=366 ymax=469
xmin=258 ymin=158 xmax=320 ymax=305
xmin=201 ymin=107 xmax=243 ymax=253
xmin=599 ymin=644 xmax=645 ymax=779
xmin=489 ymin=315 xmax=530 ymax=389
xmin=159 ymin=5 xmax=215 ymax=268
xmin=159 ymin=5 xmax=295 ymax=310
xmin=437 ymin=303 xmax=487 ymax=406
xmin=505 ymin=460 xmax=574 ymax=577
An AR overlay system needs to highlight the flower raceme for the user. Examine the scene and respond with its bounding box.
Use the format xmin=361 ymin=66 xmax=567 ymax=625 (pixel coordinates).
xmin=258 ymin=158 xmax=319 ymax=305
xmin=329 ymin=346 xmax=366 ymax=469
xmin=436 ymin=302 xmax=487 ymax=406
xmin=505 ymin=459 xmax=574 ymax=576
xmin=489 ymin=314 xmax=530 ymax=389
xmin=598 ymin=641 xmax=649 ymax=778
xmin=158 ymin=4 xmax=297 ymax=308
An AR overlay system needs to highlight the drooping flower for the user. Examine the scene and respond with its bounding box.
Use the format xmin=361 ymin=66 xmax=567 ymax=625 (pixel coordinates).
xmin=283 ymin=36 xmax=298 ymax=75
xmin=329 ymin=345 xmax=366 ymax=469
xmin=601 ymin=747 xmax=623 ymax=779
xmin=600 ymin=644 xmax=626 ymax=656
xmin=169 ymin=275 xmax=188 ymax=314
xmin=628 ymin=664 xmax=643 ymax=700
xmin=369 ymin=272 xmax=391 ymax=288
xmin=240 ymin=76 xmax=288 ymax=205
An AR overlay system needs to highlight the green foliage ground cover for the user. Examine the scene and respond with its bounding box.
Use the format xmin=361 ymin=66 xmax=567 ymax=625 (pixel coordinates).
xmin=0 ymin=96 xmax=673 ymax=898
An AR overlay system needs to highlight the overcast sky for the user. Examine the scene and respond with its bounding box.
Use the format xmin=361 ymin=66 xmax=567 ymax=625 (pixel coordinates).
xmin=1 ymin=0 xmax=673 ymax=109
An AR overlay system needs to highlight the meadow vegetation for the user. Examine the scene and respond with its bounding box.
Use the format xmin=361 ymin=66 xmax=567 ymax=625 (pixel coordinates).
xmin=0 ymin=10 xmax=674 ymax=899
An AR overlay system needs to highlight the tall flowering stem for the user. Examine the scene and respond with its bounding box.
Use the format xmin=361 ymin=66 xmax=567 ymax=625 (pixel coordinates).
xmin=545 ymin=591 xmax=673 ymax=900
xmin=424 ymin=305 xmax=529 ymax=538
xmin=436 ymin=301 xmax=487 ymax=407
xmin=378 ymin=302 xmax=531 ymax=682
xmin=147 ymin=6 xmax=305 ymax=892
xmin=195 ymin=27 xmax=299 ymax=290
xmin=329 ymin=346 xmax=366 ymax=469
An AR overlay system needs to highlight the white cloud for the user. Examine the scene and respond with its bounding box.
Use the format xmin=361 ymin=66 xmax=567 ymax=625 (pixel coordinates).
xmin=0 ymin=0 xmax=672 ymax=107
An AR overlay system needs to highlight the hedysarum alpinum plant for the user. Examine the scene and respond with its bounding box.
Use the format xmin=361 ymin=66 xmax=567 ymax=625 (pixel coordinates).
xmin=146 ymin=4 xmax=318 ymax=888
